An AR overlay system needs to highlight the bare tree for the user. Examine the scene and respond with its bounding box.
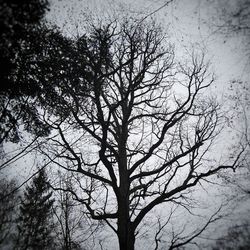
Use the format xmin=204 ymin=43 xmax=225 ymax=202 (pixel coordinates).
xmin=37 ymin=19 xmax=246 ymax=250
xmin=53 ymin=171 xmax=95 ymax=250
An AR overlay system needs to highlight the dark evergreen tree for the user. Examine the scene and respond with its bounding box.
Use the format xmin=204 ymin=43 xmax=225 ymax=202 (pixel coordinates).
xmin=0 ymin=0 xmax=50 ymax=144
xmin=16 ymin=168 xmax=55 ymax=250
xmin=0 ymin=178 xmax=19 ymax=248
xmin=0 ymin=0 xmax=49 ymax=94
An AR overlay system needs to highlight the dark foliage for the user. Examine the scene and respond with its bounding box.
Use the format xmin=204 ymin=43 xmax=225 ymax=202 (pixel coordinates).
xmin=0 ymin=178 xmax=19 ymax=248
xmin=0 ymin=0 xmax=112 ymax=143
xmin=0 ymin=0 xmax=49 ymax=94
xmin=0 ymin=0 xmax=50 ymax=144
xmin=19 ymin=24 xmax=112 ymax=119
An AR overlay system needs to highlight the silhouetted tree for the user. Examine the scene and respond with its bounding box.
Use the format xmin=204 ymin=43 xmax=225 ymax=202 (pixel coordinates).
xmin=53 ymin=172 xmax=85 ymax=250
xmin=36 ymin=19 xmax=246 ymax=250
xmin=0 ymin=177 xmax=19 ymax=248
xmin=16 ymin=168 xmax=54 ymax=250
xmin=0 ymin=0 xmax=50 ymax=145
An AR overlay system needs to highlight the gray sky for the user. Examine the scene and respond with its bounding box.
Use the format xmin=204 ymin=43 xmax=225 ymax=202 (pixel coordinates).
xmin=46 ymin=0 xmax=249 ymax=83
xmin=2 ymin=1 xmax=249 ymax=249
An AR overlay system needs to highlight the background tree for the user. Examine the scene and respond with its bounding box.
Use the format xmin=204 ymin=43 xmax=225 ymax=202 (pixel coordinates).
xmin=0 ymin=0 xmax=49 ymax=94
xmin=53 ymin=171 xmax=93 ymax=250
xmin=0 ymin=0 xmax=50 ymax=146
xmin=0 ymin=9 xmax=91 ymax=209
xmin=16 ymin=168 xmax=55 ymax=250
xmin=0 ymin=177 xmax=19 ymax=249
xmin=33 ymin=19 xmax=246 ymax=250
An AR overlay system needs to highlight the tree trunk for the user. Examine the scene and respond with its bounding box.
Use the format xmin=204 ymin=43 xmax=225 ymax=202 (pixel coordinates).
xmin=117 ymin=159 xmax=135 ymax=250
xmin=117 ymin=112 xmax=135 ymax=250
xmin=117 ymin=203 xmax=135 ymax=250
xmin=117 ymin=136 xmax=135 ymax=249
xmin=118 ymin=230 xmax=135 ymax=250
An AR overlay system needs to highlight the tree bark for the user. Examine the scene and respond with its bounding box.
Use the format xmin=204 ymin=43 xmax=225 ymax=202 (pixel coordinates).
xmin=117 ymin=196 xmax=135 ymax=250
xmin=118 ymin=226 xmax=135 ymax=250
xmin=117 ymin=122 xmax=135 ymax=250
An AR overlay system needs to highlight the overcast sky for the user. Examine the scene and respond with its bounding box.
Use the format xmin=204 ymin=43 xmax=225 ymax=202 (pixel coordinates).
xmin=2 ymin=1 xmax=248 ymax=249
xmin=46 ymin=0 xmax=249 ymax=83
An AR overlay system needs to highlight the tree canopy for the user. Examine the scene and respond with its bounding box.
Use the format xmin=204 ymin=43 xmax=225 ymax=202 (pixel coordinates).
xmin=28 ymin=19 xmax=246 ymax=249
